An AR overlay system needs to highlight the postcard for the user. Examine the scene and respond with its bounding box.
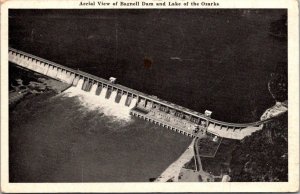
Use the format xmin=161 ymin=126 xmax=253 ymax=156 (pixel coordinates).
xmin=1 ymin=0 xmax=299 ymax=192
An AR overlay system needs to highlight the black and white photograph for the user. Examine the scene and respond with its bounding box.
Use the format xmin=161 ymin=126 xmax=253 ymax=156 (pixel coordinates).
xmin=1 ymin=0 xmax=299 ymax=192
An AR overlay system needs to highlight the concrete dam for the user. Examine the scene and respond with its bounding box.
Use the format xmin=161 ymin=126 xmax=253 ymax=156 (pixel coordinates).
xmin=9 ymin=48 xmax=271 ymax=140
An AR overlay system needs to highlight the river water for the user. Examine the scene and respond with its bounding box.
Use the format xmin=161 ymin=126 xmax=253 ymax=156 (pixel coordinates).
xmin=9 ymin=72 xmax=191 ymax=182
xmin=9 ymin=9 xmax=286 ymax=182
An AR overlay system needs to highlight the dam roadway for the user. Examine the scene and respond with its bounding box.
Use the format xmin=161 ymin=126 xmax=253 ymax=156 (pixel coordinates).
xmin=8 ymin=47 xmax=272 ymax=140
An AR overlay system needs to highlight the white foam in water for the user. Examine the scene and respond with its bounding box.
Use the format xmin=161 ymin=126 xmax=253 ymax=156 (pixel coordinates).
xmin=110 ymin=90 xmax=117 ymax=102
xmin=90 ymin=84 xmax=98 ymax=95
xmin=99 ymin=87 xmax=107 ymax=99
xmin=63 ymin=83 xmax=133 ymax=122
xmin=119 ymin=94 xmax=127 ymax=105
xmin=76 ymin=79 xmax=84 ymax=89
xmin=129 ymin=98 xmax=137 ymax=109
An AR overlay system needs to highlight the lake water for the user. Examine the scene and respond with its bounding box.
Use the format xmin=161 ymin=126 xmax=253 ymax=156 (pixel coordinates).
xmin=9 ymin=9 xmax=287 ymax=122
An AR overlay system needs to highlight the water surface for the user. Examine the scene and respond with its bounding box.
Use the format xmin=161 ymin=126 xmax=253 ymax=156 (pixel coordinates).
xmin=9 ymin=88 xmax=191 ymax=182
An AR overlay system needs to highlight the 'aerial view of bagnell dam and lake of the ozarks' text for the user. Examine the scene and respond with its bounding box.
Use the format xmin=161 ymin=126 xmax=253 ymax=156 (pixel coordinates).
xmin=9 ymin=9 xmax=287 ymax=182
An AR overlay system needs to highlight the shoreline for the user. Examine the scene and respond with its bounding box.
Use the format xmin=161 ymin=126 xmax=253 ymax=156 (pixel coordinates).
xmin=155 ymin=138 xmax=195 ymax=182
xmin=9 ymin=65 xmax=71 ymax=106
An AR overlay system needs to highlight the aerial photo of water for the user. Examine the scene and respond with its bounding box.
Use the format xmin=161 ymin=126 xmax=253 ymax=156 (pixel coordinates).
xmin=9 ymin=9 xmax=287 ymax=182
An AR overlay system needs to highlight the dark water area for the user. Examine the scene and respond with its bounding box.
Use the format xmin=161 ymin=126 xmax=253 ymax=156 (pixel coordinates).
xmin=9 ymin=9 xmax=287 ymax=122
xmin=9 ymin=63 xmax=40 ymax=90
xmin=9 ymin=91 xmax=191 ymax=182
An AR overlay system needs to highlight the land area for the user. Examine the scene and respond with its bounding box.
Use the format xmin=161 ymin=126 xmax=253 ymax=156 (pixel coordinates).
xmin=177 ymin=88 xmax=288 ymax=182
xmin=177 ymin=111 xmax=287 ymax=182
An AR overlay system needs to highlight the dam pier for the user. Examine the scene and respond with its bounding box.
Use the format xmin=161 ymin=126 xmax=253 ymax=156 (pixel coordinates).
xmin=9 ymin=48 xmax=270 ymax=140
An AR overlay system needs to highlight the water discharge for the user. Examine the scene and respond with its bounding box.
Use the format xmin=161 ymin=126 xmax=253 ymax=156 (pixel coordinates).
xmin=90 ymin=83 xmax=98 ymax=95
xmin=110 ymin=90 xmax=118 ymax=102
xmin=76 ymin=78 xmax=84 ymax=89
xmin=99 ymin=87 xmax=107 ymax=99
xmin=129 ymin=98 xmax=137 ymax=109
xmin=63 ymin=79 xmax=137 ymax=122
xmin=119 ymin=94 xmax=127 ymax=105
xmin=9 ymin=64 xmax=193 ymax=182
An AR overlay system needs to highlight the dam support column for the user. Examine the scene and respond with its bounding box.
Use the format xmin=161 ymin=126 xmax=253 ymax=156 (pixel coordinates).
xmin=81 ymin=78 xmax=87 ymax=90
xmin=125 ymin=93 xmax=132 ymax=106
xmin=95 ymin=84 xmax=102 ymax=95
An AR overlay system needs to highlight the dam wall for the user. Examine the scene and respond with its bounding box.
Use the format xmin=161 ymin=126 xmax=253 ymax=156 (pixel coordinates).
xmin=9 ymin=48 xmax=271 ymax=140
xmin=9 ymin=48 xmax=140 ymax=109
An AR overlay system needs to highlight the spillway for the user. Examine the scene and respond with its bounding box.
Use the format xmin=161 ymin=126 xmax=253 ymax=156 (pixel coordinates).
xmin=129 ymin=98 xmax=137 ymax=109
xmin=99 ymin=87 xmax=108 ymax=100
xmin=73 ymin=76 xmax=79 ymax=86
xmin=76 ymin=79 xmax=84 ymax=89
xmin=110 ymin=90 xmax=118 ymax=102
xmin=119 ymin=94 xmax=127 ymax=105
xmin=90 ymin=84 xmax=98 ymax=95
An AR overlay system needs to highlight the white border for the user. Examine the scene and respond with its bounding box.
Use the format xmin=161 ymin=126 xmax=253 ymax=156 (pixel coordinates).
xmin=1 ymin=0 xmax=299 ymax=192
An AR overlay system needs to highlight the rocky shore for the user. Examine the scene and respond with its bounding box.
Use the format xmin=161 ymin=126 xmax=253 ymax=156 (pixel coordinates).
xmin=9 ymin=67 xmax=71 ymax=106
